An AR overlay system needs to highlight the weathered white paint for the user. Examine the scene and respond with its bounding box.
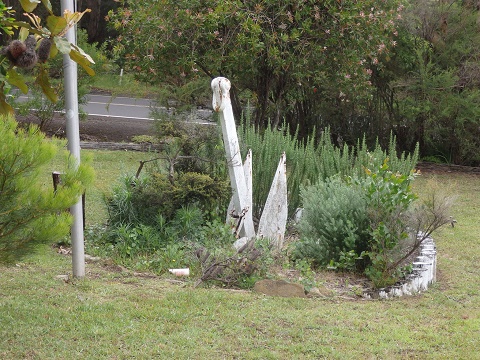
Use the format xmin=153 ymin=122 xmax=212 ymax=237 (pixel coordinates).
xmin=244 ymin=149 xmax=253 ymax=217
xmin=257 ymin=152 xmax=288 ymax=249
xmin=211 ymin=77 xmax=255 ymax=239
xmin=226 ymin=149 xmax=253 ymax=234
xmin=364 ymin=235 xmax=437 ymax=299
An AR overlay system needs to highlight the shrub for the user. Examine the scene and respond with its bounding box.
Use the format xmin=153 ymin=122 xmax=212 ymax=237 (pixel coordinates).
xmin=105 ymin=176 xmax=144 ymax=227
xmin=357 ymin=159 xmax=418 ymax=287
xmin=292 ymin=176 xmax=370 ymax=267
xmin=152 ymin=113 xmax=227 ymax=179
xmin=88 ymin=204 xmax=241 ymax=274
xmin=292 ymin=157 xmax=448 ymax=288
xmin=0 ymin=115 xmax=93 ymax=263
xmin=106 ymin=172 xmax=230 ymax=228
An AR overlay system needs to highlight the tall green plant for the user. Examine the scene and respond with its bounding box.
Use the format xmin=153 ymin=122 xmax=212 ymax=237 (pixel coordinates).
xmin=239 ymin=117 xmax=328 ymax=218
xmin=239 ymin=117 xmax=419 ymax=219
xmin=358 ymin=159 xmax=418 ymax=288
xmin=0 ymin=115 xmax=93 ymax=263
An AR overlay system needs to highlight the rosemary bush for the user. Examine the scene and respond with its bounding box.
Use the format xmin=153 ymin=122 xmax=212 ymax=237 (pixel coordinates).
xmin=239 ymin=117 xmax=419 ymax=220
xmin=239 ymin=118 xmax=320 ymax=218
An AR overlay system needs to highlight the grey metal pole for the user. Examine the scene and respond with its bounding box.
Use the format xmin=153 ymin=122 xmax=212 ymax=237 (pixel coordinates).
xmin=61 ymin=0 xmax=85 ymax=278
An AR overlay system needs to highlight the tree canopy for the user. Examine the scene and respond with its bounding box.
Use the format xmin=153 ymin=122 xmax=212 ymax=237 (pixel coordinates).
xmin=109 ymin=0 xmax=402 ymax=133
xmin=109 ymin=0 xmax=480 ymax=165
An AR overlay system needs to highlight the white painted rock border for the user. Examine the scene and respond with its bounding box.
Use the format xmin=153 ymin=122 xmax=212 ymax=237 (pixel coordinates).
xmin=363 ymin=235 xmax=437 ymax=299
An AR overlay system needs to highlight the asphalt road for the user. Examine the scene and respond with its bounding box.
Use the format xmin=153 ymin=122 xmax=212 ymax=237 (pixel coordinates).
xmin=85 ymin=94 xmax=155 ymax=120
xmin=15 ymin=92 xmax=215 ymax=124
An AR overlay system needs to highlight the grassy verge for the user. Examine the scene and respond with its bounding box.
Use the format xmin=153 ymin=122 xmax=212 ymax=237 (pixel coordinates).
xmin=82 ymin=150 xmax=157 ymax=225
xmin=89 ymin=73 xmax=162 ymax=99
xmin=43 ymin=148 xmax=158 ymax=225
xmin=1 ymin=160 xmax=479 ymax=358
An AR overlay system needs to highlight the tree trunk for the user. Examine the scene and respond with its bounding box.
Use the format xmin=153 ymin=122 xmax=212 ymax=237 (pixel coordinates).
xmin=84 ymin=0 xmax=101 ymax=43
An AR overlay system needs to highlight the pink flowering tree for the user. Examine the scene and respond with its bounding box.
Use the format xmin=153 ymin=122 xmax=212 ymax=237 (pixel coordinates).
xmin=108 ymin=0 xmax=403 ymax=136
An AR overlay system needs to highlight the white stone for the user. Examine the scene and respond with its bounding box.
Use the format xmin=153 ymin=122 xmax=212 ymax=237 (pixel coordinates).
xmin=233 ymin=237 xmax=250 ymax=251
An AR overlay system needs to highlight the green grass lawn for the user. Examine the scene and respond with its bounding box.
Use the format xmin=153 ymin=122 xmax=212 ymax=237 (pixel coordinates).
xmin=1 ymin=155 xmax=479 ymax=359
xmin=42 ymin=148 xmax=157 ymax=225
xmin=82 ymin=149 xmax=157 ymax=225
xmin=89 ymin=73 xmax=163 ymax=99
